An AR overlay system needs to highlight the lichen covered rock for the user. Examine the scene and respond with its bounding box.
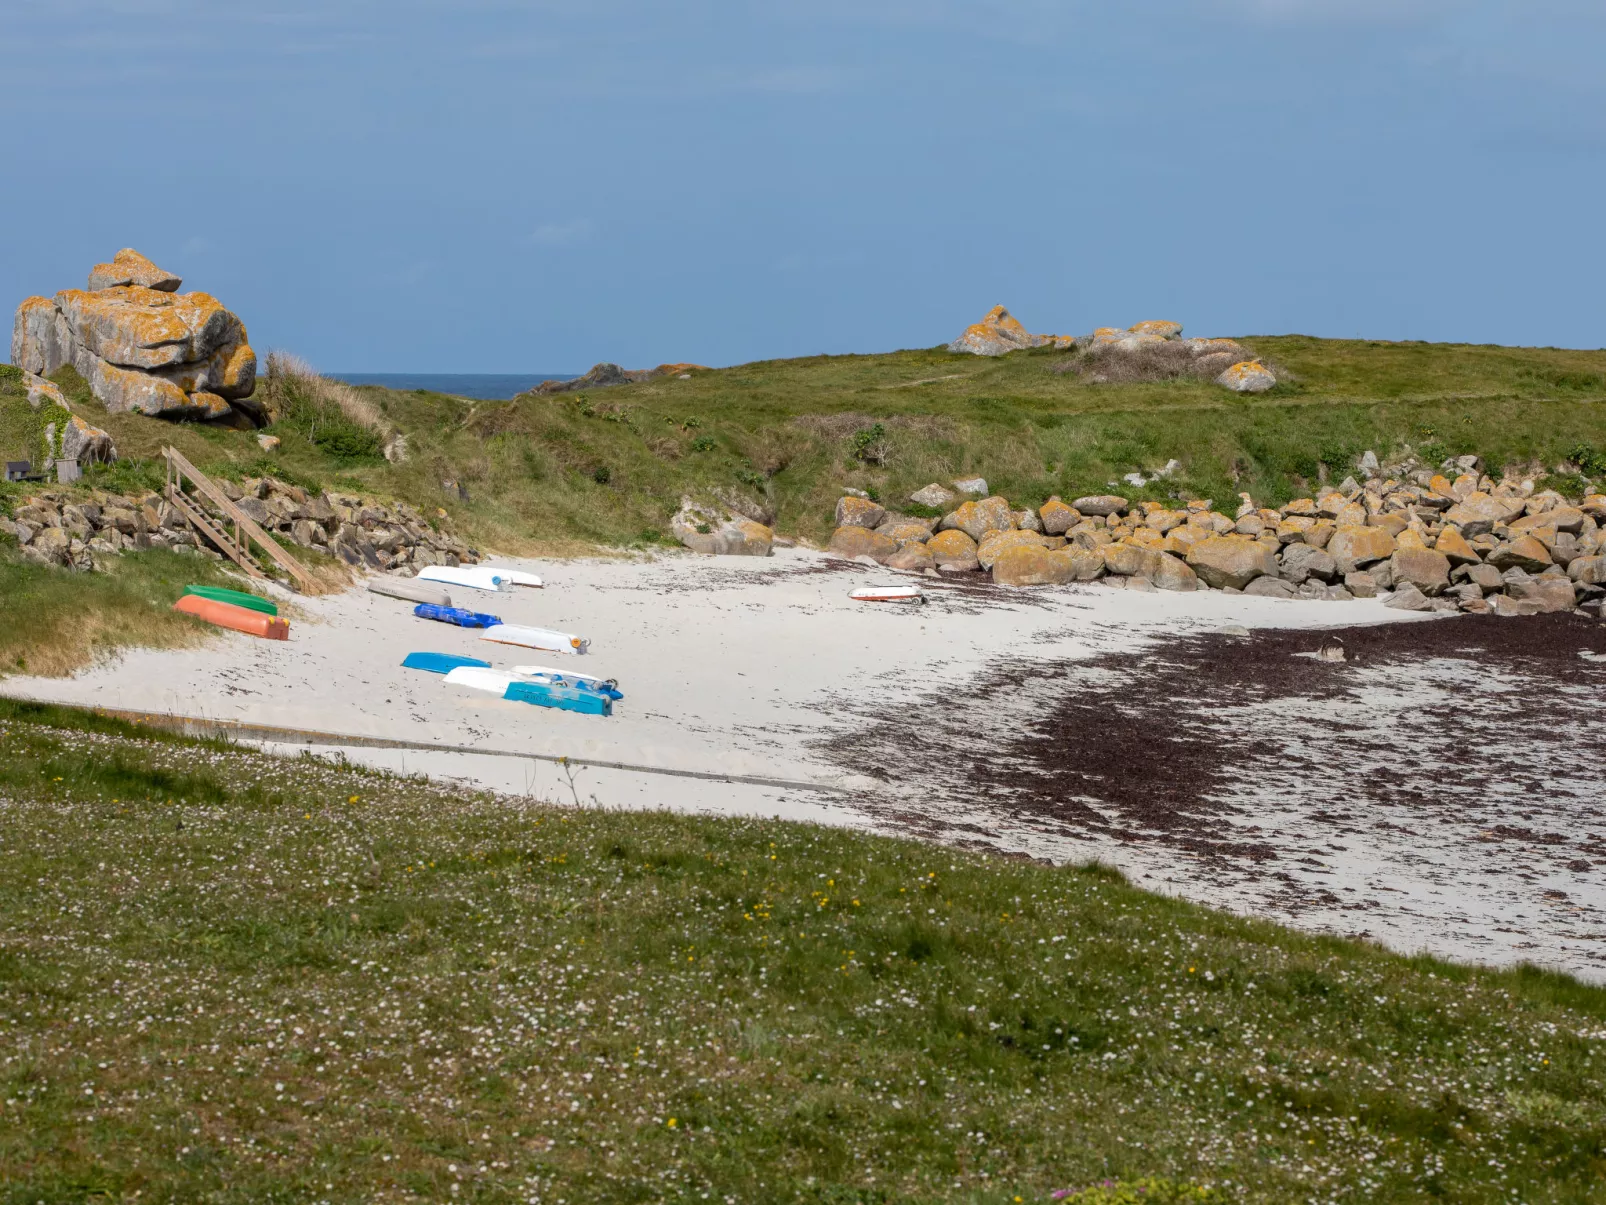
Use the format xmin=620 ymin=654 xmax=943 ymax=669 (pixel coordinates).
xmin=1216 ymin=361 xmax=1276 ymax=393
xmin=941 ymin=496 xmax=1016 ymax=542
xmin=991 ymin=544 xmax=1075 ymax=586
xmin=947 ymin=306 xmax=1044 ymax=356
xmin=672 ymin=498 xmax=774 ymax=556
xmin=927 ymin=529 xmax=980 ymax=570
xmin=12 ymin=249 xmax=257 ymax=423
xmin=1186 ymin=536 xmax=1277 ymax=589
xmin=834 ymin=496 xmax=886 ymax=529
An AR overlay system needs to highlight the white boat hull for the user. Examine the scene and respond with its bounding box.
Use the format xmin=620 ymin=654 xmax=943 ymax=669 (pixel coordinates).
xmin=441 ymin=666 xmax=517 ymax=695
xmin=481 ymin=625 xmax=590 ymax=654
xmin=850 ymin=585 xmax=925 ymax=603
xmin=417 ymin=566 xmax=504 ymax=592
xmin=480 ymin=566 xmax=543 ymax=587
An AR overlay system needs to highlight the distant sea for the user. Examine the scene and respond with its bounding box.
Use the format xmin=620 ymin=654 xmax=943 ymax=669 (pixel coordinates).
xmin=331 ymin=373 xmax=576 ymax=400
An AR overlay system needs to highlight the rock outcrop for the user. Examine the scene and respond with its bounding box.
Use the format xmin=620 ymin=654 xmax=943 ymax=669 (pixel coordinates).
xmin=522 ymin=362 xmax=704 ymax=396
xmin=12 ymin=249 xmax=258 ymax=423
xmin=670 ymin=497 xmax=774 ymax=556
xmin=946 ymin=308 xmax=1278 ymax=392
xmin=947 ymin=306 xmax=1074 ymax=356
xmin=12 ymin=369 xmax=117 ymax=471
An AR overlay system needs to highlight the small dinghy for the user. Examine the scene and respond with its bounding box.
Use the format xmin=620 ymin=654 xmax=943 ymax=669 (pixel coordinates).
xmin=441 ymin=666 xmax=518 ymax=696
xmin=511 ymin=665 xmax=623 ymax=700
xmin=480 ymin=624 xmax=590 ymax=654
xmin=417 ymin=565 xmax=505 ymax=592
xmin=173 ymin=594 xmax=289 ymax=640
xmin=850 ymin=585 xmax=925 ymax=604
xmin=413 ymin=603 xmax=503 ymax=628
xmin=183 ymin=584 xmax=278 ymax=616
xmin=505 ymin=678 xmax=612 ymax=716
xmin=479 ymin=566 xmax=543 ymax=588
xmin=402 ymin=652 xmax=492 ymax=674
xmin=369 ymin=577 xmax=452 ymax=608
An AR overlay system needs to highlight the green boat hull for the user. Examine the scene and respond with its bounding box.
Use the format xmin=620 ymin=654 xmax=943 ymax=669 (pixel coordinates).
xmin=182 ymin=585 xmax=278 ymax=617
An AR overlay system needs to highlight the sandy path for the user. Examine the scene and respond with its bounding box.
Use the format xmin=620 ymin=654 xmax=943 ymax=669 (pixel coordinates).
xmin=12 ymin=548 xmax=1601 ymax=980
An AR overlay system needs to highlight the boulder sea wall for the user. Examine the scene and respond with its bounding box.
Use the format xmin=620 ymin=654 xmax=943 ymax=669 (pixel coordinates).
xmin=812 ymin=466 xmax=1606 ymax=617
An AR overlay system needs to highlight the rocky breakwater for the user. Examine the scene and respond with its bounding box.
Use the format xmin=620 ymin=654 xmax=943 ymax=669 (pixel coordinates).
xmin=2 ymin=478 xmax=478 ymax=575
xmin=12 ymin=249 xmax=259 ymax=423
xmin=822 ymin=469 xmax=1606 ymax=617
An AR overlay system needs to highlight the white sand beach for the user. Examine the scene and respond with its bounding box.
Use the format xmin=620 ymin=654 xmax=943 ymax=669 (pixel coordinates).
xmin=8 ymin=548 xmax=1603 ymax=981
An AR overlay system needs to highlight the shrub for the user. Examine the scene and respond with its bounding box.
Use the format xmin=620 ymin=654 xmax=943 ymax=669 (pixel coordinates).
xmin=592 ymin=465 xmax=612 ymax=485
xmin=1568 ymin=443 xmax=1606 ymax=479
xmin=850 ymin=423 xmax=889 ymax=465
xmin=261 ymin=352 xmax=388 ymax=465
xmin=1416 ymin=440 xmax=1449 ymax=469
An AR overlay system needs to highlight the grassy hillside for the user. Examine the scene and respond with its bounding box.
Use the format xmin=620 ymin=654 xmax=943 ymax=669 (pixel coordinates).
xmin=0 ymin=698 xmax=1602 ymax=1202
xmin=7 ymin=337 xmax=1604 ymax=555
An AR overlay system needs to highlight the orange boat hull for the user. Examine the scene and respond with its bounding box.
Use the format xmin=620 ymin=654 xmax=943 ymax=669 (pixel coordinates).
xmin=173 ymin=594 xmax=289 ymax=640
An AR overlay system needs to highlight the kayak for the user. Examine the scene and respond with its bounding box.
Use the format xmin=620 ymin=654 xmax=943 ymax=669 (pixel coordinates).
xmin=173 ymin=594 xmax=289 ymax=640
xmin=402 ymin=652 xmax=492 ymax=674
xmin=413 ymin=603 xmax=503 ymax=628
xmin=511 ymin=665 xmax=623 ymax=700
xmin=417 ymin=565 xmax=504 ymax=592
xmin=850 ymin=585 xmax=926 ymax=604
xmin=480 ymin=624 xmax=590 ymax=654
xmin=479 ymin=566 xmax=543 ymax=588
xmin=505 ymin=678 xmax=612 ymax=716
xmin=368 ymin=577 xmax=452 ymax=608
xmin=183 ymin=584 xmax=278 ymax=616
xmin=441 ymin=666 xmax=518 ymax=695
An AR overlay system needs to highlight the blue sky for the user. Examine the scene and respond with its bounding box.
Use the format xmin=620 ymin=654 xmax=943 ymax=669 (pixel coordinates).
xmin=3 ymin=1 xmax=1602 ymax=370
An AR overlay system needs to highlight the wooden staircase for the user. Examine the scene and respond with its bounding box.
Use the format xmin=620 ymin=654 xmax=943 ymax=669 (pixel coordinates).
xmin=162 ymin=446 xmax=319 ymax=594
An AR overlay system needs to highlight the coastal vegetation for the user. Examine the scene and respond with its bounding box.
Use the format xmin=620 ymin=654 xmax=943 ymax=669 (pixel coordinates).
xmin=0 ymin=700 xmax=1602 ymax=1202
xmin=3 ymin=335 xmax=1605 ymax=673
xmin=4 ymin=336 xmax=1603 ymax=554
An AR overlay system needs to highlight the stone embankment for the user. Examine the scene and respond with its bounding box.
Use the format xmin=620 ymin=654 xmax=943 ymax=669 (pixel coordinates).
xmin=826 ymin=465 xmax=1606 ymax=617
xmin=12 ymin=249 xmax=259 ymax=424
xmin=947 ymin=307 xmax=1277 ymax=392
xmin=1 ymin=478 xmax=478 ymax=574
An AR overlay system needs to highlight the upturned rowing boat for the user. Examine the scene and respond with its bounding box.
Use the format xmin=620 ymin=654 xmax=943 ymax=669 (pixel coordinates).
xmin=417 ymin=565 xmax=505 ymax=592
xmin=368 ymin=577 xmax=452 ymax=607
xmin=480 ymin=624 xmax=589 ymax=654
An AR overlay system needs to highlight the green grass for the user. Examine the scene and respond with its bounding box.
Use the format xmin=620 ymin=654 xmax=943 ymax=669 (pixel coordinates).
xmin=0 ymin=707 xmax=1602 ymax=1202
xmin=0 ymin=546 xmax=244 ymax=677
xmin=6 ymin=337 xmax=1604 ymax=554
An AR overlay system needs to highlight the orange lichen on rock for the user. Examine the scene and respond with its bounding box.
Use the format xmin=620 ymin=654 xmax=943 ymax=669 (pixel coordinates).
xmin=15 ymin=253 xmax=259 ymax=421
xmin=1127 ymin=320 xmax=1183 ymax=340
xmin=55 ymin=287 xmax=240 ymax=370
xmin=87 ymin=248 xmax=181 ymax=293
xmin=1217 ymin=360 xmax=1277 ymax=393
xmin=947 ymin=305 xmax=1038 ymax=356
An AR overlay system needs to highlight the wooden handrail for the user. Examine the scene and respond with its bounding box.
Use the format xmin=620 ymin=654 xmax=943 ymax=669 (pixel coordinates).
xmin=164 ymin=489 xmax=266 ymax=582
xmin=162 ymin=446 xmax=318 ymax=593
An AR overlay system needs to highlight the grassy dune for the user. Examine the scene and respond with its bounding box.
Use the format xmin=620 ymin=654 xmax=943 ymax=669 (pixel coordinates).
xmin=6 ymin=337 xmax=1603 ymax=557
xmin=3 ymin=335 xmax=1605 ymax=673
xmin=0 ymin=548 xmax=247 ymax=677
xmin=0 ymin=701 xmax=1602 ymax=1202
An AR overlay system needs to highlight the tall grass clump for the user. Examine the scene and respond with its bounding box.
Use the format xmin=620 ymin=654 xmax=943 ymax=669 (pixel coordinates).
xmin=261 ymin=351 xmax=388 ymax=464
